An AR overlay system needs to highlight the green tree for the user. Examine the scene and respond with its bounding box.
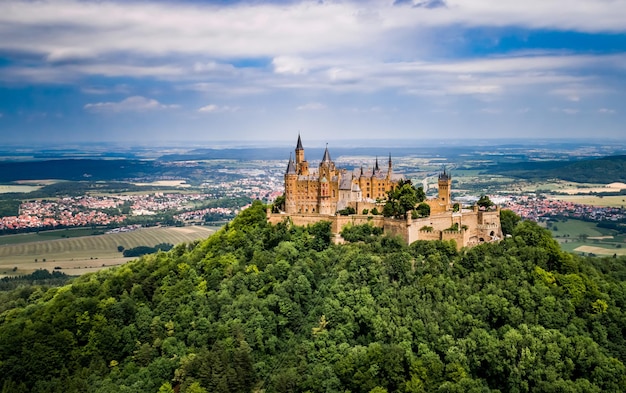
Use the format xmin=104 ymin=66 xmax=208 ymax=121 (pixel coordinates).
xmin=383 ymin=180 xmax=425 ymax=218
xmin=476 ymin=195 xmax=494 ymax=209
xmin=415 ymin=202 xmax=430 ymax=218
xmin=500 ymin=209 xmax=521 ymax=236
xmin=272 ymin=194 xmax=285 ymax=213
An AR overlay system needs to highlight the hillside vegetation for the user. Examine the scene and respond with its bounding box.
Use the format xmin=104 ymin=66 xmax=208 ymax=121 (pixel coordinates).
xmin=0 ymin=201 xmax=625 ymax=392
xmin=486 ymin=155 xmax=626 ymax=184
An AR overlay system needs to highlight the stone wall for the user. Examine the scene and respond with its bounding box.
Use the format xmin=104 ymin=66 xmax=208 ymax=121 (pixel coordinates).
xmin=267 ymin=204 xmax=501 ymax=250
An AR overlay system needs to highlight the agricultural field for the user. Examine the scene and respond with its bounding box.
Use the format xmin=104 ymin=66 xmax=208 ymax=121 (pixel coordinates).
xmin=549 ymin=219 xmax=626 ymax=256
xmin=0 ymin=225 xmax=219 ymax=277
xmin=548 ymin=195 xmax=626 ymax=208
xmin=0 ymin=227 xmax=109 ymax=246
xmin=0 ymin=184 xmax=42 ymax=194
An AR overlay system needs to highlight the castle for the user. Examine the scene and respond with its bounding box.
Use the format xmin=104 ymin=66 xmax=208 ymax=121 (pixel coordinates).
xmin=268 ymin=136 xmax=502 ymax=248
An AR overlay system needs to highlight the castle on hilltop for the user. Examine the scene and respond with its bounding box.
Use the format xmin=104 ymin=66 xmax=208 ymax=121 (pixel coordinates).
xmin=283 ymin=134 xmax=402 ymax=215
xmin=268 ymin=135 xmax=502 ymax=248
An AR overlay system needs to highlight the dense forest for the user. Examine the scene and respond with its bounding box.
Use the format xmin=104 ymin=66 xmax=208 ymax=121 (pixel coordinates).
xmin=0 ymin=201 xmax=625 ymax=392
xmin=485 ymin=155 xmax=626 ymax=183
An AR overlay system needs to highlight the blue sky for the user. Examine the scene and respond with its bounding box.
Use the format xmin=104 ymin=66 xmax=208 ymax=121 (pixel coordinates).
xmin=0 ymin=0 xmax=625 ymax=145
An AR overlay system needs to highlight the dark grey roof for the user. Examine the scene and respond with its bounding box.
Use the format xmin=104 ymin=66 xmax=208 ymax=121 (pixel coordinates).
xmin=322 ymin=145 xmax=332 ymax=163
xmin=285 ymin=154 xmax=296 ymax=174
xmin=296 ymin=134 xmax=303 ymax=150
xmin=339 ymin=176 xmax=352 ymax=190
xmin=439 ymin=167 xmax=451 ymax=181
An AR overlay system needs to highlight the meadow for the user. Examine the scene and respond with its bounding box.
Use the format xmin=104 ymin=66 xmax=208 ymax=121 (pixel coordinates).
xmin=0 ymin=225 xmax=218 ymax=276
xmin=548 ymin=195 xmax=626 ymax=208
xmin=549 ymin=218 xmax=626 ymax=256
xmin=0 ymin=184 xmax=42 ymax=194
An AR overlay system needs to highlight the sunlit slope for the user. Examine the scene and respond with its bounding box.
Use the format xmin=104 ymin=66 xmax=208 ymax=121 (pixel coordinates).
xmin=0 ymin=201 xmax=624 ymax=392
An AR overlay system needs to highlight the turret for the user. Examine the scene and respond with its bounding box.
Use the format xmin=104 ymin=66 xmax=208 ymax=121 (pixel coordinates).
xmin=294 ymin=133 xmax=309 ymax=175
xmin=295 ymin=133 xmax=304 ymax=164
xmin=319 ymin=143 xmax=335 ymax=179
xmin=387 ymin=153 xmax=392 ymax=179
xmin=284 ymin=154 xmax=298 ymax=213
xmin=438 ymin=167 xmax=452 ymax=206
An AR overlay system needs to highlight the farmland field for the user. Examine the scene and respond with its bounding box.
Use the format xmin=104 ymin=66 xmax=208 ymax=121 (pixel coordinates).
xmin=0 ymin=184 xmax=42 ymax=193
xmin=548 ymin=219 xmax=607 ymax=238
xmin=0 ymin=225 xmax=219 ymax=277
xmin=0 ymin=227 xmax=109 ymax=246
xmin=547 ymin=195 xmax=626 ymax=208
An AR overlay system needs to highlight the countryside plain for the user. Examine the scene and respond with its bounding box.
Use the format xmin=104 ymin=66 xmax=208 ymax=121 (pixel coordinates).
xmin=1 ymin=139 xmax=626 ymax=277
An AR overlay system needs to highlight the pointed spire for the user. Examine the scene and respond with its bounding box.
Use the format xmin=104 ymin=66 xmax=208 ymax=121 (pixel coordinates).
xmin=439 ymin=165 xmax=450 ymax=180
xmin=296 ymin=133 xmax=303 ymax=150
xmin=388 ymin=153 xmax=392 ymax=168
xmin=375 ymin=156 xmax=380 ymax=172
xmin=286 ymin=153 xmax=296 ymax=174
xmin=360 ymin=166 xmax=364 ymax=177
xmin=322 ymin=143 xmax=331 ymax=163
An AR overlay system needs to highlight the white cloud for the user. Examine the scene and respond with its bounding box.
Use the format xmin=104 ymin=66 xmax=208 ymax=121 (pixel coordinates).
xmin=272 ymin=57 xmax=309 ymax=75
xmin=552 ymin=107 xmax=579 ymax=115
xmin=198 ymin=104 xmax=239 ymax=113
xmin=1 ymin=0 xmax=624 ymax=68
xmin=84 ymin=96 xmax=178 ymax=113
xmin=81 ymin=84 xmax=131 ymax=95
xmin=296 ymin=102 xmax=326 ymax=111
xmin=480 ymin=108 xmax=501 ymax=114
xmin=598 ymin=108 xmax=616 ymax=114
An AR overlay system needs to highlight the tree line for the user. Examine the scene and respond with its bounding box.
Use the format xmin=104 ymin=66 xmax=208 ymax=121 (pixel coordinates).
xmin=0 ymin=201 xmax=624 ymax=392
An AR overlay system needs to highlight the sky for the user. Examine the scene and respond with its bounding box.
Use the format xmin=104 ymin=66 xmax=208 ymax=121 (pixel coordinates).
xmin=0 ymin=0 xmax=625 ymax=145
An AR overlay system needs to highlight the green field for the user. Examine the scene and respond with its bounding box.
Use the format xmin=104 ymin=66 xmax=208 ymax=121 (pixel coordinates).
xmin=0 ymin=227 xmax=111 ymax=246
xmin=0 ymin=184 xmax=42 ymax=194
xmin=548 ymin=219 xmax=607 ymax=238
xmin=549 ymin=195 xmax=626 ymax=208
xmin=549 ymin=219 xmax=626 ymax=256
xmin=0 ymin=225 xmax=219 ymax=276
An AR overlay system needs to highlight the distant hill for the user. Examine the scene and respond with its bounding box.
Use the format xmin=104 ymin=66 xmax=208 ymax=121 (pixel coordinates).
xmin=0 ymin=158 xmax=242 ymax=184
xmin=486 ymin=155 xmax=626 ymax=183
xmin=0 ymin=159 xmax=155 ymax=182
xmin=0 ymin=202 xmax=624 ymax=392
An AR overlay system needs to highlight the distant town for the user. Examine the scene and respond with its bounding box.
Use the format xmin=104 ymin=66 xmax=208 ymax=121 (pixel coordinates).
xmin=0 ymin=141 xmax=625 ymax=237
xmin=1 ymin=176 xmax=624 ymax=233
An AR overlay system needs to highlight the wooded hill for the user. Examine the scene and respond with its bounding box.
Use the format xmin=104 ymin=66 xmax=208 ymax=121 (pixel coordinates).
xmin=484 ymin=155 xmax=626 ymax=184
xmin=0 ymin=201 xmax=625 ymax=392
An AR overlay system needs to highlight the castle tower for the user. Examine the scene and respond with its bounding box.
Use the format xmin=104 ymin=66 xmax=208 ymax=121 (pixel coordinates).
xmin=319 ymin=144 xmax=335 ymax=179
xmin=295 ymin=133 xmax=304 ymax=164
xmin=438 ymin=168 xmax=451 ymax=206
xmin=294 ymin=134 xmax=309 ymax=175
xmin=318 ymin=176 xmax=333 ymax=215
xmin=387 ymin=153 xmax=392 ymax=180
xmin=284 ymin=154 xmax=297 ymax=213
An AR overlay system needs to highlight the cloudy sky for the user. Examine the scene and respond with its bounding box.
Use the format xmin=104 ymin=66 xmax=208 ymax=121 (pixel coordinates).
xmin=0 ymin=0 xmax=625 ymax=145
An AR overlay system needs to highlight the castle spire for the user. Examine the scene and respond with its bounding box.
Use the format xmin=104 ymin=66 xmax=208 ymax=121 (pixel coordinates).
xmin=322 ymin=143 xmax=331 ymax=163
xmin=438 ymin=165 xmax=450 ymax=181
xmin=286 ymin=153 xmax=296 ymax=174
xmin=296 ymin=133 xmax=303 ymax=150
xmin=375 ymin=156 xmax=380 ymax=172
xmin=388 ymin=153 xmax=392 ymax=168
